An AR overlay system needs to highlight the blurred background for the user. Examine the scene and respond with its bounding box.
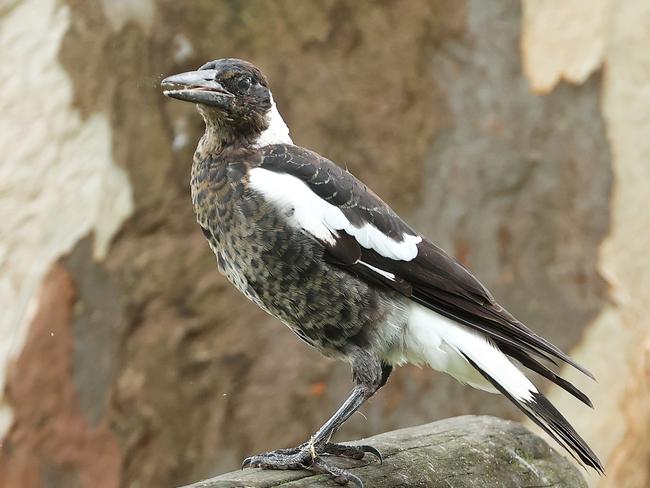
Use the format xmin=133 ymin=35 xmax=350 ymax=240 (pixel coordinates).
xmin=0 ymin=0 xmax=648 ymax=487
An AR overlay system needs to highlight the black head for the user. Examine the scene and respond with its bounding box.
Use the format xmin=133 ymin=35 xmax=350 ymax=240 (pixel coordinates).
xmin=162 ymin=58 xmax=273 ymax=139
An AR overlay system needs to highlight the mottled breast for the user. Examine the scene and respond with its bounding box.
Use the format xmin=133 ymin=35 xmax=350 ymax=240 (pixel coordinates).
xmin=190 ymin=152 xmax=407 ymax=358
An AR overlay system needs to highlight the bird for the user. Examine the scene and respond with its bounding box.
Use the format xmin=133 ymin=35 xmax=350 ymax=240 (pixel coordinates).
xmin=161 ymin=58 xmax=603 ymax=486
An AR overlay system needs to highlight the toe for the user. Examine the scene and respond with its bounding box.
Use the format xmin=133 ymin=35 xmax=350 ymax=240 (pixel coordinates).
xmin=320 ymin=443 xmax=382 ymax=463
xmin=311 ymin=457 xmax=364 ymax=487
xmin=240 ymin=449 xmax=312 ymax=471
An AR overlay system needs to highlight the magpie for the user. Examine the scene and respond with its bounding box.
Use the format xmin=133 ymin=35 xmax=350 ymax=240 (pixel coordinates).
xmin=162 ymin=58 xmax=603 ymax=486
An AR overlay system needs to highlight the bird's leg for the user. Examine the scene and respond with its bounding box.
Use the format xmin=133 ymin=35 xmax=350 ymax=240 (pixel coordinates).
xmin=242 ymin=359 xmax=392 ymax=486
xmin=241 ymin=384 xmax=374 ymax=486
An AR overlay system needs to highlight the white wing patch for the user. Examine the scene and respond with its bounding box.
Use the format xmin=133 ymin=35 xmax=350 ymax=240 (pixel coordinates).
xmin=347 ymin=223 xmax=420 ymax=261
xmin=358 ymin=261 xmax=396 ymax=281
xmin=248 ymin=168 xmax=421 ymax=261
xmin=249 ymin=168 xmax=347 ymax=243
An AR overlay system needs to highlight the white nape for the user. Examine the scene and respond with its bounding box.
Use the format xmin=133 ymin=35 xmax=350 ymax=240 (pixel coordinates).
xmin=386 ymin=303 xmax=537 ymax=401
xmin=253 ymin=93 xmax=293 ymax=147
xmin=248 ymin=168 xmax=421 ymax=261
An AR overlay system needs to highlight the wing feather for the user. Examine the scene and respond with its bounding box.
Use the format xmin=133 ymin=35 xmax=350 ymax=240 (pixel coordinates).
xmin=255 ymin=143 xmax=593 ymax=379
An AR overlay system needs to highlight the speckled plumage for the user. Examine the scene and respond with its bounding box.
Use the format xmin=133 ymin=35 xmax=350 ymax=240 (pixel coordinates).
xmin=191 ymin=142 xmax=407 ymax=360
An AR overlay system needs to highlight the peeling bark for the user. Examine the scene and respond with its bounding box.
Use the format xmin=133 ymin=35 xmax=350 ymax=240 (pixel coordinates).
xmin=0 ymin=263 xmax=121 ymax=488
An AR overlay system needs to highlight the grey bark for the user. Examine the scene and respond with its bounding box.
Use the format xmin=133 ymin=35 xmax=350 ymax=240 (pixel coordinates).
xmin=181 ymin=416 xmax=587 ymax=488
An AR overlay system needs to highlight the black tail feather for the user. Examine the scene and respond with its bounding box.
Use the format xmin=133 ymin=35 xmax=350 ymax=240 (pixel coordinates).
xmin=499 ymin=344 xmax=593 ymax=408
xmin=463 ymin=354 xmax=604 ymax=475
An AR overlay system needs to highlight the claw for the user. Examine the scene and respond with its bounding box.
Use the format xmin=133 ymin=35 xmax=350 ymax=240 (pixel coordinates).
xmin=346 ymin=472 xmax=364 ymax=488
xmin=241 ymin=457 xmax=252 ymax=469
xmin=335 ymin=472 xmax=364 ymax=488
xmin=358 ymin=444 xmax=382 ymax=464
xmin=333 ymin=474 xmax=363 ymax=487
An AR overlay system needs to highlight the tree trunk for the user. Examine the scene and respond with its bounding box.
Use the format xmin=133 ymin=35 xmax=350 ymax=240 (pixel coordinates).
xmin=1 ymin=1 xmax=648 ymax=487
xmin=183 ymin=416 xmax=586 ymax=488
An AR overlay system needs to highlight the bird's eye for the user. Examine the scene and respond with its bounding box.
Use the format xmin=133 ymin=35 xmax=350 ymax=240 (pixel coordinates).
xmin=237 ymin=76 xmax=252 ymax=92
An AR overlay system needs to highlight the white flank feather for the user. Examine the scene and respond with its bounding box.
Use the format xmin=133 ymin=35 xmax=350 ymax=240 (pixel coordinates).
xmin=387 ymin=303 xmax=537 ymax=401
xmin=248 ymin=169 xmax=421 ymax=261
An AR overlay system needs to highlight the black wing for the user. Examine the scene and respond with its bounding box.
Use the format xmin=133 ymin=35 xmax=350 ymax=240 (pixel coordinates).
xmin=258 ymin=144 xmax=593 ymax=390
xmin=259 ymin=144 xmax=416 ymax=241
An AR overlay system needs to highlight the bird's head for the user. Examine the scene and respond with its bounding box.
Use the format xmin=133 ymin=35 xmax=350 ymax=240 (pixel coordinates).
xmin=162 ymin=58 xmax=290 ymax=147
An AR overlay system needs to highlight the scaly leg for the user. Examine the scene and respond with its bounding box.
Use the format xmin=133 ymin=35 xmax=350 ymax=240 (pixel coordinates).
xmin=242 ymin=361 xmax=392 ymax=487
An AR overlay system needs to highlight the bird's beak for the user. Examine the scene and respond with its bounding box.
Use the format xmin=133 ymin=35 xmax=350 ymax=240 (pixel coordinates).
xmin=161 ymin=69 xmax=234 ymax=108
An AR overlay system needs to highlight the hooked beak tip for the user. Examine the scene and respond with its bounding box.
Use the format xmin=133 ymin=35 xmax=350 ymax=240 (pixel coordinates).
xmin=160 ymin=70 xmax=233 ymax=107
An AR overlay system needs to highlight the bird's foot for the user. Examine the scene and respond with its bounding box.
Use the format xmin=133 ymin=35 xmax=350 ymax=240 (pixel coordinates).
xmin=242 ymin=442 xmax=381 ymax=486
xmin=251 ymin=442 xmax=381 ymax=462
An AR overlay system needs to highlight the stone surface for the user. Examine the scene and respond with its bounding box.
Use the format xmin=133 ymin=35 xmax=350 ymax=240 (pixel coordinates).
xmin=182 ymin=416 xmax=587 ymax=488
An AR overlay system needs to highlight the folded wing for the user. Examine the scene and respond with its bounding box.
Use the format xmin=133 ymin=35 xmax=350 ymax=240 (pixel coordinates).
xmin=253 ymin=143 xmax=593 ymax=386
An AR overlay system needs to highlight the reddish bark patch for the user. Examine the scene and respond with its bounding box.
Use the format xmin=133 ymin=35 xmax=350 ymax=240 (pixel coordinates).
xmin=309 ymin=381 xmax=327 ymax=397
xmin=0 ymin=264 xmax=121 ymax=488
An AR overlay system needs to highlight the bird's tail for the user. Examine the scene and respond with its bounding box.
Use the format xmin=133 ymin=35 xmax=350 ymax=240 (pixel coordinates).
xmin=402 ymin=304 xmax=603 ymax=473
xmin=462 ymin=353 xmax=605 ymax=474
